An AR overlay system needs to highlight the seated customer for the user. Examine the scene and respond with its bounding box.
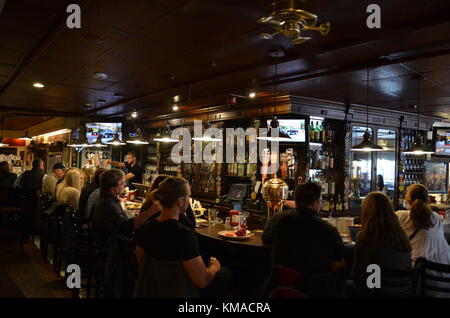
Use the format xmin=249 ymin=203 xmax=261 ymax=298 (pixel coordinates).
xmin=140 ymin=174 xmax=196 ymax=230
xmin=90 ymin=169 xmax=153 ymax=251
xmin=78 ymin=167 xmax=97 ymax=217
xmin=262 ymin=181 xmax=345 ymax=296
xmin=83 ymin=168 xmax=105 ymax=217
xmin=133 ymin=177 xmax=222 ymax=298
xmin=0 ymin=161 xmax=17 ymax=190
xmin=396 ymin=184 xmax=450 ymax=266
xmin=42 ymin=163 xmax=66 ymax=201
xmin=352 ymin=192 xmax=412 ymax=292
xmin=56 ymin=168 xmax=85 ymax=211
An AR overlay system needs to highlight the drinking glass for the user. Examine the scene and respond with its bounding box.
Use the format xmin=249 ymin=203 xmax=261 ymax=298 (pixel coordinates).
xmin=208 ymin=209 xmax=217 ymax=226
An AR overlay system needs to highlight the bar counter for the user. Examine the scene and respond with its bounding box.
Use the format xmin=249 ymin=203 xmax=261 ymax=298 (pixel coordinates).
xmin=195 ymin=223 xmax=267 ymax=248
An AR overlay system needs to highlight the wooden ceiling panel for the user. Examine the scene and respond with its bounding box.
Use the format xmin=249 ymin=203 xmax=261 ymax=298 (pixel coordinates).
xmin=42 ymin=22 xmax=130 ymax=64
xmin=85 ymin=0 xmax=169 ymax=35
xmin=403 ymin=54 xmax=450 ymax=73
xmin=0 ymin=48 xmax=25 ymax=66
xmin=2 ymin=116 xmax=51 ymax=131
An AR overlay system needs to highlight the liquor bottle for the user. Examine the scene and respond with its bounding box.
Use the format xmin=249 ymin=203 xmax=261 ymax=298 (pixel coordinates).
xmin=336 ymin=195 xmax=343 ymax=213
xmin=329 ymin=148 xmax=334 ymax=169
xmin=310 ymin=121 xmax=315 ymax=142
xmin=315 ymin=121 xmax=321 ymax=142
xmin=321 ymin=122 xmax=326 ymax=143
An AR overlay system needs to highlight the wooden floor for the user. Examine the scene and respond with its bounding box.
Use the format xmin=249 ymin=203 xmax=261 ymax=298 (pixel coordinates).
xmin=0 ymin=233 xmax=71 ymax=298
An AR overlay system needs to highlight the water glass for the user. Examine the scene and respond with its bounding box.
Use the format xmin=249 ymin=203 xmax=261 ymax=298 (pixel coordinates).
xmin=208 ymin=209 xmax=217 ymax=226
xmin=224 ymin=217 xmax=231 ymax=230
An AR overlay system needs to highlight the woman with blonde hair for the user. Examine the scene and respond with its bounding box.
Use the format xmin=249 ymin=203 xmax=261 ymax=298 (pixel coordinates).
xmin=56 ymin=167 xmax=85 ymax=210
xmin=352 ymin=192 xmax=412 ymax=290
xmin=396 ymin=184 xmax=450 ymax=265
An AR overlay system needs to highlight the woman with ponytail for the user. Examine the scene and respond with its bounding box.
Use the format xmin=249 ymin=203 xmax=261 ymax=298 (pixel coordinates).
xmin=396 ymin=184 xmax=450 ymax=266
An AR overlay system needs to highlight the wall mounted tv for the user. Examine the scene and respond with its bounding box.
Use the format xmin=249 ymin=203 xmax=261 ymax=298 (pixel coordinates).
xmin=85 ymin=123 xmax=122 ymax=144
xmin=266 ymin=119 xmax=306 ymax=142
xmin=433 ymin=127 xmax=450 ymax=156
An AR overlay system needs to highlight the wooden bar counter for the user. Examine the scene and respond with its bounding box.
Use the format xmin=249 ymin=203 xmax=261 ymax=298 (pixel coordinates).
xmin=195 ymin=223 xmax=271 ymax=296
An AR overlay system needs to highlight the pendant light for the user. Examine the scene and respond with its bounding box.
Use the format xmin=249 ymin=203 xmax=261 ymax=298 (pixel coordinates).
xmin=402 ymin=77 xmax=434 ymax=155
xmin=88 ymin=123 xmax=107 ymax=148
xmin=153 ymin=123 xmax=179 ymax=143
xmin=19 ymin=119 xmax=33 ymax=140
xmin=107 ymin=123 xmax=126 ymax=146
xmin=191 ymin=78 xmax=221 ymax=142
xmin=127 ymin=128 xmax=149 ymax=145
xmin=68 ymin=124 xmax=90 ymax=148
xmin=351 ymin=68 xmax=384 ymax=152
xmin=257 ymin=49 xmax=292 ymax=142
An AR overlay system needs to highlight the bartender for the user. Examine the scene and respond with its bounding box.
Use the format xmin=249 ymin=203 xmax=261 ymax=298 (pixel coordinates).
xmin=107 ymin=151 xmax=143 ymax=190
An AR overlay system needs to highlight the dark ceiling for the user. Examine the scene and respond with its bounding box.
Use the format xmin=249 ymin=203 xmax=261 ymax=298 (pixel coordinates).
xmin=1 ymin=0 xmax=450 ymax=130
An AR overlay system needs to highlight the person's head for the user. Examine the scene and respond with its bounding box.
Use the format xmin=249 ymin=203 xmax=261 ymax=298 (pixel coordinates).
xmin=61 ymin=168 xmax=85 ymax=190
xmin=126 ymin=151 xmax=137 ymax=165
xmin=150 ymin=177 xmax=190 ymax=214
xmin=295 ymin=181 xmax=322 ymax=213
xmin=93 ymin=168 xmax=106 ymax=187
xmin=141 ymin=175 xmax=169 ymax=211
xmin=358 ymin=192 xmax=411 ymax=252
xmin=82 ymin=166 xmax=96 ymax=183
xmin=377 ymin=175 xmax=384 ymax=191
xmin=0 ymin=161 xmax=10 ymax=174
xmin=52 ymin=163 xmax=66 ymax=179
xmin=405 ymin=184 xmax=434 ymax=230
xmin=100 ymin=169 xmax=126 ymax=196
xmin=32 ymin=158 xmax=44 ymax=171
xmin=56 ymin=168 xmax=85 ymax=201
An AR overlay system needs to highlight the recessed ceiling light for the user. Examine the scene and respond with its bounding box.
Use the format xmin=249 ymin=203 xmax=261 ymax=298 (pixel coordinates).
xmin=248 ymin=91 xmax=256 ymax=98
xmin=33 ymin=82 xmax=44 ymax=88
xmin=84 ymin=103 xmax=92 ymax=107
xmin=94 ymin=72 xmax=108 ymax=80
xmin=172 ymin=105 xmax=179 ymax=111
xmin=173 ymin=95 xmax=181 ymax=103
xmin=131 ymin=111 xmax=138 ymax=118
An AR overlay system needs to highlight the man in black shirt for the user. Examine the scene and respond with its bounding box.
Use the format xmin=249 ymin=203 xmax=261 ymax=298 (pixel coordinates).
xmin=90 ymin=169 xmax=154 ymax=251
xmin=262 ymin=181 xmax=345 ymax=296
xmin=108 ymin=151 xmax=143 ymax=190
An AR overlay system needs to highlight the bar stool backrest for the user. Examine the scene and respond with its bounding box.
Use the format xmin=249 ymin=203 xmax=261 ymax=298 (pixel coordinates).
xmin=417 ymin=258 xmax=450 ymax=298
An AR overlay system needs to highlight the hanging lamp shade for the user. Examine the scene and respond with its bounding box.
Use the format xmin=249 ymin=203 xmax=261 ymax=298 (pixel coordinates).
xmin=0 ymin=136 xmax=9 ymax=147
xmin=257 ymin=117 xmax=292 ymax=142
xmin=153 ymin=124 xmax=178 ymax=143
xmin=192 ymin=122 xmax=221 ymax=142
xmin=351 ymin=130 xmax=384 ymax=152
xmin=402 ymin=77 xmax=434 ymax=155
xmin=403 ymin=134 xmax=434 ymax=155
xmin=19 ymin=130 xmax=33 ymax=140
xmin=107 ymin=132 xmax=126 ymax=146
xmin=351 ymin=68 xmax=384 ymax=152
xmin=90 ymin=134 xmax=108 ymax=147
xmin=127 ymin=128 xmax=149 ymax=145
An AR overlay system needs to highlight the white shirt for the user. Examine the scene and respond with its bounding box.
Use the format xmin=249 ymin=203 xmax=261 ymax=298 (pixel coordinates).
xmin=396 ymin=210 xmax=450 ymax=266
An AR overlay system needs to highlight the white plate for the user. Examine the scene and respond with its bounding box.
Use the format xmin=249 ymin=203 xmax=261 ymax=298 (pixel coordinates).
xmin=217 ymin=230 xmax=253 ymax=241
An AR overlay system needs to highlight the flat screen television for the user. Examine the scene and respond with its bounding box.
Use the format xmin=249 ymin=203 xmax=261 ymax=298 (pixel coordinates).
xmin=433 ymin=127 xmax=450 ymax=156
xmin=85 ymin=123 xmax=122 ymax=144
xmin=266 ymin=119 xmax=306 ymax=142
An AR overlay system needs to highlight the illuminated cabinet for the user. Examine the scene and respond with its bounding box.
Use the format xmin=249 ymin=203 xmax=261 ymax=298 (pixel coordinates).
xmin=348 ymin=125 xmax=398 ymax=211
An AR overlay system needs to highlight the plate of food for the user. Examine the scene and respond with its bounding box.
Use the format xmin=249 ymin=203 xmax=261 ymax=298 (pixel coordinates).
xmin=126 ymin=202 xmax=142 ymax=210
xmin=217 ymin=230 xmax=253 ymax=241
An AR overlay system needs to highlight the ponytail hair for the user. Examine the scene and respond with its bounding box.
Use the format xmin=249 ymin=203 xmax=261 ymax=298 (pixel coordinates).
xmin=150 ymin=177 xmax=188 ymax=209
xmin=406 ymin=184 xmax=433 ymax=230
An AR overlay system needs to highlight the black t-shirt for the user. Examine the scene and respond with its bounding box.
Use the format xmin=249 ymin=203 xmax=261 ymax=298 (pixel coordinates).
xmin=262 ymin=207 xmax=344 ymax=275
xmin=124 ymin=162 xmax=143 ymax=189
xmin=135 ymin=218 xmax=200 ymax=262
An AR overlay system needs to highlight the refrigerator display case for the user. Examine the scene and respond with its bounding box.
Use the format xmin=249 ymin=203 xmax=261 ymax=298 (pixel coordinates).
xmin=349 ymin=125 xmax=398 ymax=209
